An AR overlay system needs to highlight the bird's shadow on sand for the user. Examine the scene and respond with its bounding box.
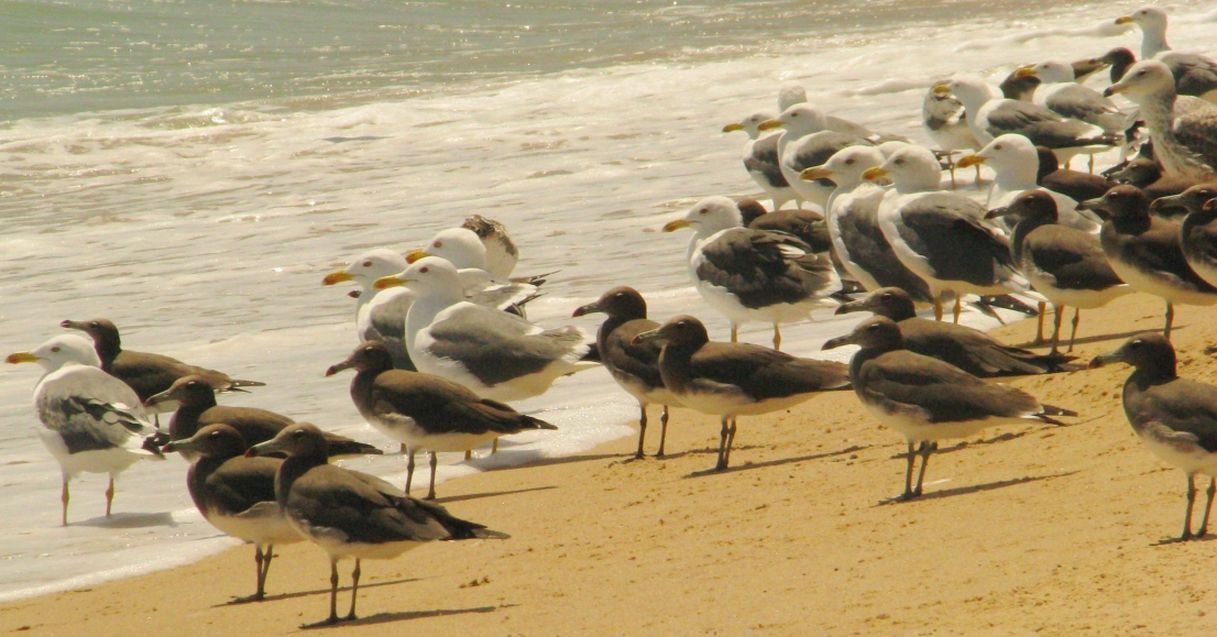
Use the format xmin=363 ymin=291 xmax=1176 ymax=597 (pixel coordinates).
xmin=74 ymin=511 xmax=177 ymax=529
xmin=297 ymin=604 xmax=509 ymax=630
xmin=874 ymin=470 xmax=1079 ymax=506
xmin=435 ymin=485 xmax=557 ymax=505
xmin=1014 ymin=327 xmax=1171 ymax=350
xmin=683 ymin=445 xmax=871 ymax=478
xmin=216 ymin=577 xmax=425 ymax=607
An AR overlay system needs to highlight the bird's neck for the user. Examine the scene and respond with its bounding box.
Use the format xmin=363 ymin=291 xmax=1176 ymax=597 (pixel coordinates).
xmin=349 ymin=369 xmax=379 ymax=419
xmin=185 ymin=456 xmax=223 ymax=513
xmin=275 ymin=454 xmax=323 ymax=505
xmin=1010 ymin=215 xmax=1050 ymax=264
xmin=1137 ymin=88 xmax=1177 ymax=135
xmin=849 ymin=344 xmax=895 ymax=385
xmin=168 ymin=401 xmax=211 ymax=440
xmin=1141 ymin=31 xmax=1170 ymax=60
xmin=656 ymin=342 xmax=698 ymax=393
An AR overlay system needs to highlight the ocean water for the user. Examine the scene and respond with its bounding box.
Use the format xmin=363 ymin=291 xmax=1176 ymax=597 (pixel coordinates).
xmin=1 ymin=0 xmax=1214 ymax=601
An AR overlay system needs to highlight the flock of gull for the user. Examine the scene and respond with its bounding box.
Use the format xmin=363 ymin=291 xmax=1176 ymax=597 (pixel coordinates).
xmin=7 ymin=5 xmax=1217 ymax=627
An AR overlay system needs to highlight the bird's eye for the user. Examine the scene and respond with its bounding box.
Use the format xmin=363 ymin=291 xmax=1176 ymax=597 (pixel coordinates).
xmin=420 ymin=266 xmax=429 ymax=273
xmin=434 ymin=241 xmax=443 ymax=248
xmin=791 ymin=113 xmax=798 ymax=117
xmin=293 ymin=429 xmax=305 ymax=437
xmin=894 ymin=159 xmax=904 ymax=165
xmin=90 ymin=321 xmax=99 ymax=328
xmin=867 ymin=323 xmax=880 ymax=331
xmin=994 ymin=144 xmax=1003 ymax=151
xmin=844 ymin=159 xmax=854 ymax=165
xmin=880 ymin=292 xmax=892 ymax=300
xmin=209 ymin=430 xmax=221 ymax=439
xmin=362 ymin=260 xmax=372 ymax=267
xmin=698 ymin=209 xmax=708 ymax=215
xmin=50 ymin=346 xmax=60 ymax=353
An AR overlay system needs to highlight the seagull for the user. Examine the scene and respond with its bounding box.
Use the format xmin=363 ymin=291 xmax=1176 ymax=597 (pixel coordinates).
xmin=1115 ymin=7 xmax=1217 ymax=104
xmin=376 ymin=256 xmax=597 ymax=402
xmin=6 ymin=334 xmax=162 ymax=525
xmin=823 ymin=317 xmax=1075 ymax=501
xmin=834 ymin=287 xmax=1075 ymax=377
xmin=723 ymin=111 xmax=795 ymax=210
xmin=60 ymin=318 xmax=265 ymax=412
xmin=1082 ymin=184 xmax=1217 ymax=337
xmin=573 ymin=287 xmax=678 ymax=458
xmin=162 ymin=424 xmax=301 ymax=602
xmin=800 ymin=145 xmax=935 ymax=304
xmin=759 ymin=105 xmax=873 ymax=210
xmin=246 ymin=423 xmax=508 ymax=626
xmin=1107 ymin=156 xmax=1195 ymax=201
xmin=1020 ymin=61 xmax=1128 ymax=138
xmin=661 ymin=195 xmax=840 ymax=349
xmin=1090 ymin=332 xmax=1217 ymax=541
xmin=1178 ymin=193 xmax=1217 ymax=289
xmin=461 ymin=214 xmax=518 ymax=280
xmin=736 ymin=199 xmax=832 ymax=254
xmin=956 ymin=133 xmax=1099 ymax=233
xmin=921 ymin=84 xmax=981 ymax=187
xmin=405 ymin=227 xmax=541 ymax=313
xmin=322 ymin=248 xmax=416 ymax=370
xmin=1105 ymin=60 xmax=1217 ymax=182
xmin=325 ymin=341 xmax=557 ymax=499
xmin=144 ymin=374 xmax=382 ymax=460
xmin=986 ymin=190 xmax=1130 ymax=353
xmin=864 ymin=144 xmax=1026 ymax=322
xmin=1034 ymin=145 xmax=1115 ymax=202
xmin=943 ymin=76 xmax=1120 ymax=167
xmin=634 ymin=315 xmax=848 ymax=471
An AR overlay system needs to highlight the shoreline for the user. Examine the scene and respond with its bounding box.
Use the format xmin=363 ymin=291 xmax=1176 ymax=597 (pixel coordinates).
xmin=5 ymin=292 xmax=1217 ymax=635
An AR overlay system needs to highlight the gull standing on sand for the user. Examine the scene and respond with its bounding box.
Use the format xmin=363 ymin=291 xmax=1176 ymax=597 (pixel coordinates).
xmin=662 ymin=196 xmax=840 ymax=349
xmin=162 ymin=424 xmax=301 ymax=602
xmin=956 ymin=134 xmax=1098 ymax=233
xmin=247 ymin=423 xmax=508 ymax=626
xmin=1090 ymin=333 xmax=1217 ymax=541
xmin=986 ymin=190 xmax=1130 ymax=354
xmin=323 ymin=248 xmax=416 ymax=370
xmin=377 ymin=256 xmax=597 ymax=402
xmin=801 ymin=145 xmax=934 ymax=304
xmin=144 ymin=374 xmax=382 ymax=460
xmin=921 ymin=83 xmax=981 ymax=188
xmin=634 ymin=315 xmax=849 ymax=471
xmin=325 ymin=341 xmax=557 ymax=499
xmin=834 ymin=287 xmax=1072 ymax=377
xmin=1151 ymin=184 xmax=1217 ymax=288
xmin=864 ymin=145 xmax=1026 ymax=322
xmin=1083 ymin=185 xmax=1217 ymax=338
xmin=573 ymin=287 xmax=678 ymax=458
xmin=1105 ymin=60 xmax=1217 ymax=182
xmin=7 ymin=335 xmax=162 ymax=525
xmin=823 ymin=317 xmax=1075 ymax=501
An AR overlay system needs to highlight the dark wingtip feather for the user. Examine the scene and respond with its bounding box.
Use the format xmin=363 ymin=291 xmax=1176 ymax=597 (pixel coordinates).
xmin=326 ymin=438 xmax=384 ymax=457
xmin=1037 ymin=404 xmax=1078 ymax=425
xmin=525 ymin=415 xmax=559 ymax=431
xmin=227 ymin=379 xmax=267 ymax=388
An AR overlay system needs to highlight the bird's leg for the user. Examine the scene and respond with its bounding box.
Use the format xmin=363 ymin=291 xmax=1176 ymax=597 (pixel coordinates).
xmin=772 ymin=323 xmax=782 ymax=351
xmin=947 ymin=154 xmax=958 ymax=189
xmin=61 ymin=477 xmax=70 ymax=527
xmin=901 ymin=441 xmax=916 ymax=500
xmin=1068 ymin=308 xmax=1081 ymax=352
xmin=635 ymin=403 xmax=648 ymax=460
xmin=1165 ymin=302 xmax=1174 ymax=340
xmin=399 ymin=443 xmax=407 ymax=455
xmin=404 ymin=448 xmax=415 ymax=495
xmin=464 ymin=450 xmax=472 ymax=460
xmin=952 ymin=297 xmax=962 ymax=324
xmin=346 ymin=559 xmax=361 ymax=621
xmin=933 ymin=299 xmax=944 ymax=322
xmin=1050 ymin=305 xmax=1064 ymax=356
xmin=427 ymin=452 xmax=438 ymax=500
xmin=656 ymin=406 xmax=670 ymax=458
xmin=723 ymin=417 xmax=738 ymax=468
xmin=1088 ymin=154 xmax=1096 ymax=174
xmin=492 ymin=439 xmax=498 ymax=454
xmin=261 ymin=544 xmax=275 ymax=599
xmin=913 ymin=441 xmax=933 ymax=497
xmin=1199 ymin=478 xmax=1217 ymax=538
xmin=1182 ymin=473 xmax=1198 ymax=540
xmin=105 ymin=476 xmax=115 ymax=517
xmin=253 ymin=545 xmax=266 ymax=601
xmin=715 ymin=416 xmax=730 ymax=470
xmin=325 ymin=559 xmax=340 ymax=625
xmin=973 ymin=163 xmax=982 ymax=185
xmin=730 ymin=324 xmax=738 ymax=343
xmin=1034 ymin=302 xmax=1047 ymax=344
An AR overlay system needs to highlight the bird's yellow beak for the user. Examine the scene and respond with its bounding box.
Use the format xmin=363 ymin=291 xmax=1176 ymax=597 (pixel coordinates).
xmin=861 ymin=166 xmax=888 ymax=181
xmin=405 ymin=249 xmax=429 ymax=264
xmin=5 ymin=352 xmax=37 ymax=364
xmin=800 ymin=166 xmax=834 ymax=181
xmin=756 ymin=119 xmax=784 ymax=131
xmin=956 ymin=154 xmax=986 ymax=168
xmin=1014 ymin=66 xmax=1037 ymax=78
xmin=1115 ymin=15 xmax=1133 ymax=25
xmin=722 ymin=122 xmax=744 ymax=133
xmin=663 ymin=219 xmax=691 ymax=232
xmin=931 ymin=82 xmax=951 ymax=95
xmin=322 ymin=271 xmax=352 ymax=286
xmin=373 ymin=276 xmax=407 ymax=290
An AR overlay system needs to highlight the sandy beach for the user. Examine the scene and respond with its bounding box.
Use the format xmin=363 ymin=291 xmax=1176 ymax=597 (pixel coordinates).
xmin=4 ymin=291 xmax=1216 ymax=636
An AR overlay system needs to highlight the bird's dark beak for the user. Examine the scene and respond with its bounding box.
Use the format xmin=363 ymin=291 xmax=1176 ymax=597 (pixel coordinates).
xmin=572 ymin=301 xmax=600 ymax=318
xmin=984 ymin=206 xmax=1011 ymax=220
xmin=834 ymin=299 xmax=867 ymax=316
xmin=631 ymin=327 xmax=663 ymax=346
xmin=324 ymin=359 xmax=353 ymax=377
xmin=1087 ymin=349 xmax=1125 ymax=369
xmin=822 ymin=334 xmax=853 ymax=351
xmin=1148 ymin=193 xmax=1185 ymax=214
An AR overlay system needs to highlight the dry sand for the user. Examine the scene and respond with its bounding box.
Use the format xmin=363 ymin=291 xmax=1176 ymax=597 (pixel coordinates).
xmin=4 ymin=292 xmax=1217 ymax=636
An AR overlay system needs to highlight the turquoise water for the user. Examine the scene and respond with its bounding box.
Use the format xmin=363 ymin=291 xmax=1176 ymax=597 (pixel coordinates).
xmin=5 ymin=0 xmax=1113 ymax=121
